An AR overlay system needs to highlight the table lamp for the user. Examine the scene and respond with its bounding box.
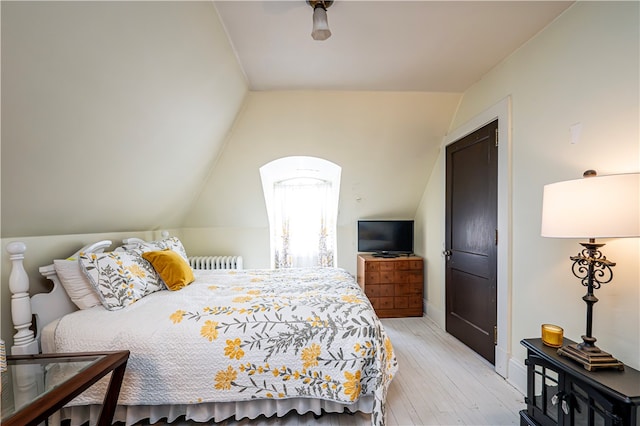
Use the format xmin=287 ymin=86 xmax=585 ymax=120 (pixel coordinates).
xmin=541 ymin=170 xmax=640 ymax=371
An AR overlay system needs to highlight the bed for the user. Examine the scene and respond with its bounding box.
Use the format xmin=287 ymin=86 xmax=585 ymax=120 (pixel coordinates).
xmin=6 ymin=235 xmax=398 ymax=426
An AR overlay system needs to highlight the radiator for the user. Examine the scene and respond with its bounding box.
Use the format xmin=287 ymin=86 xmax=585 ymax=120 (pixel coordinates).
xmin=188 ymin=256 xmax=243 ymax=270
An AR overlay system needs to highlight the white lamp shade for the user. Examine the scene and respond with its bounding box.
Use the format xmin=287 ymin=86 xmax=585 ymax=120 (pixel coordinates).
xmin=541 ymin=172 xmax=640 ymax=238
xmin=311 ymin=6 xmax=331 ymax=41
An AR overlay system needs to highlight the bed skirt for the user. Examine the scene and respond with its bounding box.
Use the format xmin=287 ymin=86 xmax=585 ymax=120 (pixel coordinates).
xmin=50 ymin=396 xmax=374 ymax=425
xmin=43 ymin=319 xmax=373 ymax=425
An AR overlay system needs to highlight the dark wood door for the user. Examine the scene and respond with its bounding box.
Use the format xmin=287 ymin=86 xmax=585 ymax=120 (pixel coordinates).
xmin=445 ymin=120 xmax=498 ymax=364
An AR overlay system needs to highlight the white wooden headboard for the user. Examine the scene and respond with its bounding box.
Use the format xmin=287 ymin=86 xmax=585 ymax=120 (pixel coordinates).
xmin=7 ymin=239 xmax=114 ymax=355
xmin=7 ymin=241 xmax=38 ymax=355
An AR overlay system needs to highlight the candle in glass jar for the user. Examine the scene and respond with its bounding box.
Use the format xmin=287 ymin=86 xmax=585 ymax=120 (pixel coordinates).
xmin=541 ymin=324 xmax=563 ymax=348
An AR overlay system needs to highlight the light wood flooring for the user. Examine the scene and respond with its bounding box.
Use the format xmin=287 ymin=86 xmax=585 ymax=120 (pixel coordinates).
xmin=159 ymin=315 xmax=525 ymax=426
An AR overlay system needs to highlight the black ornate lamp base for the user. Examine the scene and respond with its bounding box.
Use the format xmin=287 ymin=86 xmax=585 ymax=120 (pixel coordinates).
xmin=558 ymin=343 xmax=624 ymax=371
xmin=559 ymin=239 xmax=624 ymax=372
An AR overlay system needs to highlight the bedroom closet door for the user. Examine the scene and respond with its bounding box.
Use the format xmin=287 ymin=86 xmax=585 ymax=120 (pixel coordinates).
xmin=444 ymin=120 xmax=498 ymax=364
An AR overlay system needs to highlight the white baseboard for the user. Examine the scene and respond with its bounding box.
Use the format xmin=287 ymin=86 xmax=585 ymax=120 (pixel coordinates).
xmin=508 ymin=356 xmax=527 ymax=395
xmin=495 ymin=344 xmax=509 ymax=379
xmin=425 ymin=299 xmax=445 ymax=329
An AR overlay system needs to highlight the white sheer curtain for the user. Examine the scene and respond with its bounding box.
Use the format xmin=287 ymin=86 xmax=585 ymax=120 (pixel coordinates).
xmin=272 ymin=178 xmax=336 ymax=268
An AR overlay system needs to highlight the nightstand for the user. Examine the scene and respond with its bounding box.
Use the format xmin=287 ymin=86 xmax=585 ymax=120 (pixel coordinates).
xmin=520 ymin=338 xmax=639 ymax=426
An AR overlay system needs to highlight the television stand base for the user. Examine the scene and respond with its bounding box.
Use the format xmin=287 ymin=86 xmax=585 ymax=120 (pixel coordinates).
xmin=372 ymin=253 xmax=399 ymax=258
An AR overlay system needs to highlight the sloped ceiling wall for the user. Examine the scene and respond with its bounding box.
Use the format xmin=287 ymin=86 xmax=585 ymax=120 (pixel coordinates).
xmin=1 ymin=1 xmax=247 ymax=238
xmin=2 ymin=1 xmax=462 ymax=244
xmin=184 ymin=91 xmax=461 ymax=230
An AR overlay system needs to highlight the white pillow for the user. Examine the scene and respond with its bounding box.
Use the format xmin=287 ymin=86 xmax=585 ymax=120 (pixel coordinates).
xmin=79 ymin=250 xmax=165 ymax=311
xmin=53 ymin=259 xmax=102 ymax=310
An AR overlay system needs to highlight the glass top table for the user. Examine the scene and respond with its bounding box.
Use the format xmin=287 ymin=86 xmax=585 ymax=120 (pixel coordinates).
xmin=1 ymin=351 xmax=129 ymax=426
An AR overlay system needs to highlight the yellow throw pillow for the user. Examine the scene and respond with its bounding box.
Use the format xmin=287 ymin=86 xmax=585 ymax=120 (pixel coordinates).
xmin=142 ymin=249 xmax=195 ymax=291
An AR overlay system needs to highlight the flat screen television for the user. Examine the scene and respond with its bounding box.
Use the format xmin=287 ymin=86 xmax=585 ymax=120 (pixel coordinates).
xmin=357 ymin=220 xmax=414 ymax=256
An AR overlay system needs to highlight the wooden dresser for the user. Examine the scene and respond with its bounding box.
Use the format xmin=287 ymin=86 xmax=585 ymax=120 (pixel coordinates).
xmin=356 ymin=254 xmax=423 ymax=318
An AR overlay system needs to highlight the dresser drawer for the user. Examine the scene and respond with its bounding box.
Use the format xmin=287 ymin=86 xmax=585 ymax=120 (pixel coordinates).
xmin=365 ymin=262 xmax=380 ymax=272
xmin=370 ymin=297 xmax=394 ymax=311
xmin=366 ymin=284 xmax=394 ymax=298
xmin=396 ymin=282 xmax=422 ymax=296
xmin=409 ymin=260 xmax=423 ymax=270
xmin=365 ymin=271 xmax=380 ymax=284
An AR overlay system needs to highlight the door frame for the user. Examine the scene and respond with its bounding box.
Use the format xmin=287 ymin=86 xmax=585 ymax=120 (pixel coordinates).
xmin=441 ymin=96 xmax=511 ymax=378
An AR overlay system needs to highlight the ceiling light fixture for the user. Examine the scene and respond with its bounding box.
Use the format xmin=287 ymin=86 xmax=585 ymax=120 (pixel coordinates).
xmin=308 ymin=1 xmax=333 ymax=41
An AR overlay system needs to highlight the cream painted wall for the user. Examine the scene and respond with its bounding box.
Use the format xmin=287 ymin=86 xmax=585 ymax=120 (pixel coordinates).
xmin=415 ymin=154 xmax=446 ymax=321
xmin=1 ymin=1 xmax=248 ymax=347
xmin=182 ymin=91 xmax=462 ymax=274
xmin=180 ymin=227 xmax=268 ymax=270
xmin=416 ymin=0 xmax=640 ymax=383
xmin=181 ymin=223 xmax=359 ymax=274
xmin=1 ymin=1 xmax=247 ymax=237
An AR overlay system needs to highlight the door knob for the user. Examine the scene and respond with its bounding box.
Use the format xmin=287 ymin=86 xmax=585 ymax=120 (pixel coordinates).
xmin=443 ymin=249 xmax=452 ymax=260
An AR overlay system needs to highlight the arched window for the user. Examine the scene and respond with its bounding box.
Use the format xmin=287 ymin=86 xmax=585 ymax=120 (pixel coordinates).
xmin=260 ymin=157 xmax=341 ymax=268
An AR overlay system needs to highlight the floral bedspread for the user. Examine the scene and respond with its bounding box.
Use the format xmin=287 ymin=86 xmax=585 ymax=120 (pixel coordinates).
xmin=51 ymin=267 xmax=398 ymax=425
